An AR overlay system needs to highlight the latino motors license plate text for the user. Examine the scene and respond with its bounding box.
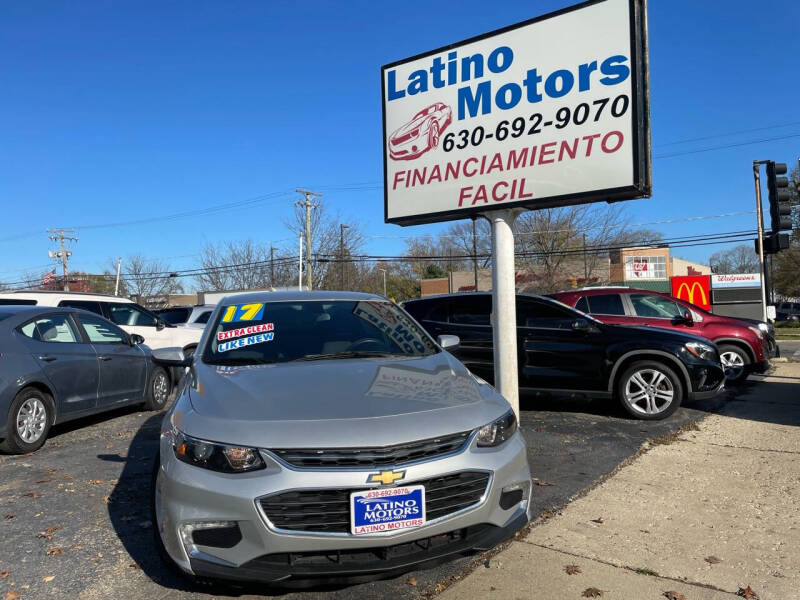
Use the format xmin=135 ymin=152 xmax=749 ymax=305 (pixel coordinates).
xmin=350 ymin=485 xmax=426 ymax=535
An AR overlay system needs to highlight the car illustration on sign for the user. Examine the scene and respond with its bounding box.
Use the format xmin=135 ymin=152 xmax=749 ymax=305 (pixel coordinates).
xmin=388 ymin=103 xmax=452 ymax=161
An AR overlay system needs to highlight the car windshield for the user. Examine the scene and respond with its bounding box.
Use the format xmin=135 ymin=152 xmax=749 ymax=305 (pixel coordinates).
xmin=203 ymin=299 xmax=439 ymax=366
xmin=413 ymin=105 xmax=436 ymax=119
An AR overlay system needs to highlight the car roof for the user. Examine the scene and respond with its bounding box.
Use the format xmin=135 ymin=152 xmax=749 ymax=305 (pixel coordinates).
xmin=0 ymin=305 xmax=94 ymax=319
xmin=405 ymin=292 xmax=557 ymax=303
xmin=218 ymin=290 xmax=386 ymax=305
xmin=0 ymin=290 xmax=133 ymax=303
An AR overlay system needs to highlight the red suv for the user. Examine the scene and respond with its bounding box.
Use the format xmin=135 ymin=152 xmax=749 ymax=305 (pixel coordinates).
xmin=549 ymin=287 xmax=770 ymax=382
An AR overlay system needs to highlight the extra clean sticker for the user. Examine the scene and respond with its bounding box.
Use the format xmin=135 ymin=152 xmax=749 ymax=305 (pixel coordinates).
xmin=218 ymin=332 xmax=275 ymax=353
xmin=217 ymin=323 xmax=274 ymax=342
xmin=220 ymin=303 xmax=265 ymax=323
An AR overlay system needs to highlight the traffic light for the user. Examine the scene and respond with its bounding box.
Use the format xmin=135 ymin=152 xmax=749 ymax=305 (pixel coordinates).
xmin=766 ymin=161 xmax=792 ymax=233
xmin=755 ymin=233 xmax=790 ymax=256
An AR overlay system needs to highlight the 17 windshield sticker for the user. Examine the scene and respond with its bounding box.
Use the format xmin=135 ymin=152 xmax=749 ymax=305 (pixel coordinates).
xmin=220 ymin=303 xmax=265 ymax=323
xmin=218 ymin=332 xmax=275 ymax=353
xmin=217 ymin=323 xmax=274 ymax=342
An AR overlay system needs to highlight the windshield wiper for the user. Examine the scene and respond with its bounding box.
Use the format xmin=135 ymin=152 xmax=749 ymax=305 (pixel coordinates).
xmin=292 ymin=351 xmax=399 ymax=362
xmin=206 ymin=357 xmax=276 ymax=366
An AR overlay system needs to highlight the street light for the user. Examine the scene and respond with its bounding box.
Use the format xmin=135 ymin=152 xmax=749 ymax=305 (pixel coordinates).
xmin=377 ymin=267 xmax=387 ymax=297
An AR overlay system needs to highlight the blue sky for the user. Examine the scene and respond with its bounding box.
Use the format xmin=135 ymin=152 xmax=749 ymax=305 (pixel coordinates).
xmin=1 ymin=0 xmax=799 ymax=284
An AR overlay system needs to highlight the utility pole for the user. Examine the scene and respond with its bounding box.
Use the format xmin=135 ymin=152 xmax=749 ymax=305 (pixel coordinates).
xmin=298 ymin=234 xmax=303 ymax=291
xmin=472 ymin=218 xmax=479 ymax=291
xmin=583 ymin=233 xmax=588 ymax=282
xmin=296 ymin=189 xmax=321 ymax=291
xmin=339 ymin=224 xmax=349 ymax=290
xmin=114 ymin=257 xmax=122 ymax=296
xmin=270 ymin=246 xmax=275 ymax=286
xmin=47 ymin=228 xmax=78 ymax=291
xmin=378 ymin=267 xmax=387 ymax=297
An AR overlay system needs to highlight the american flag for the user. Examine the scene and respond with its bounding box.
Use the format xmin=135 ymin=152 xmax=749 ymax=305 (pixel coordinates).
xmin=41 ymin=269 xmax=57 ymax=285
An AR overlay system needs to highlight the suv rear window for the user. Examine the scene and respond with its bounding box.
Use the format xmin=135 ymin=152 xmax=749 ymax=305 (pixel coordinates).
xmin=586 ymin=294 xmax=625 ymax=315
xmin=58 ymin=300 xmax=104 ymax=315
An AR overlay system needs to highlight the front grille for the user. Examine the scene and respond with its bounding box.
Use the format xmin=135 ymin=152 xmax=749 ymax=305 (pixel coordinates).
xmin=259 ymin=471 xmax=490 ymax=534
xmin=269 ymin=430 xmax=472 ymax=469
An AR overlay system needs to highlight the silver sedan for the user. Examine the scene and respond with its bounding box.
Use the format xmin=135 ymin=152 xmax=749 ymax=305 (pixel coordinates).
xmin=152 ymin=291 xmax=531 ymax=583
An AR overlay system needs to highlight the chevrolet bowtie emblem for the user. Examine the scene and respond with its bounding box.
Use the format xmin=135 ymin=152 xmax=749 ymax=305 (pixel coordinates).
xmin=367 ymin=469 xmax=406 ymax=485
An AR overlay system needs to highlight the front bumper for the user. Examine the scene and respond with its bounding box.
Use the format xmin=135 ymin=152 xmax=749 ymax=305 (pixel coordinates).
xmin=686 ymin=360 xmax=726 ymax=400
xmin=155 ymin=430 xmax=531 ymax=582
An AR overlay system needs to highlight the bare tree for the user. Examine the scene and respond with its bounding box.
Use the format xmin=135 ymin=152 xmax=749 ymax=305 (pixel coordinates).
xmin=114 ymin=254 xmax=182 ymax=302
xmin=708 ymin=244 xmax=759 ymax=274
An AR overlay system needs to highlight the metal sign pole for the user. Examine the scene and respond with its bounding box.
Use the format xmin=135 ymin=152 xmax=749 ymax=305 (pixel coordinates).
xmin=488 ymin=209 xmax=520 ymax=419
xmin=752 ymin=162 xmax=768 ymax=322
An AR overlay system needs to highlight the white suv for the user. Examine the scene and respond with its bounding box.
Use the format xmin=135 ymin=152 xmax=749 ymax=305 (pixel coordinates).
xmin=0 ymin=291 xmax=202 ymax=357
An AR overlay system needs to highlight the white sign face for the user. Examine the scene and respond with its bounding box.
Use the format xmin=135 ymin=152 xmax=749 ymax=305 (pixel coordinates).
xmin=624 ymin=254 xmax=666 ymax=280
xmin=711 ymin=274 xmax=761 ymax=288
xmin=382 ymin=0 xmax=650 ymax=225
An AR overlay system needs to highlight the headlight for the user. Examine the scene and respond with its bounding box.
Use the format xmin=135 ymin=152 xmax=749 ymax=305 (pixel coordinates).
xmin=685 ymin=341 xmax=716 ymax=361
xmin=757 ymin=322 xmax=770 ymax=334
xmin=747 ymin=326 xmax=764 ymax=339
xmin=476 ymin=410 xmax=517 ymax=447
xmin=172 ymin=429 xmax=265 ymax=473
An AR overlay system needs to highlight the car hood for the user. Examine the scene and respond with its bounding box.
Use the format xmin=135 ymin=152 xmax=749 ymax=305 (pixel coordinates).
xmin=175 ymin=352 xmax=507 ymax=448
xmin=391 ymin=115 xmax=428 ymax=138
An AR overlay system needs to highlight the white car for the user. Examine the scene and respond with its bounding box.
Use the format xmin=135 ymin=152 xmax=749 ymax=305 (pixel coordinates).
xmin=154 ymin=305 xmax=215 ymax=330
xmin=0 ymin=292 xmax=202 ymax=358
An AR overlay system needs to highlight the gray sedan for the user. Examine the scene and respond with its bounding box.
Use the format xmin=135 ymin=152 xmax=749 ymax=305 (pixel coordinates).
xmin=153 ymin=291 xmax=531 ymax=583
xmin=0 ymin=306 xmax=170 ymax=454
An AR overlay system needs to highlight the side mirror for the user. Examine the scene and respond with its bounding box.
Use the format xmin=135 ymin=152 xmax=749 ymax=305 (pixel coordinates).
xmin=151 ymin=347 xmax=191 ymax=368
xmin=683 ymin=310 xmax=693 ymax=324
xmin=571 ymin=318 xmax=591 ymax=333
xmin=129 ymin=333 xmax=145 ymax=346
xmin=156 ymin=319 xmax=166 ymax=331
xmin=437 ymin=334 xmax=460 ymax=350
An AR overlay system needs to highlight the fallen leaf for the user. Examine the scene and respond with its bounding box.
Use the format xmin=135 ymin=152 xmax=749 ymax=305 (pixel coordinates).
xmin=591 ymin=517 xmax=605 ymax=524
xmin=43 ymin=575 xmax=55 ymax=582
xmin=535 ymin=480 xmax=557 ymax=486
xmin=0 ymin=572 xmax=7 ymax=579
xmin=73 ymin=545 xmax=82 ymax=550
xmin=582 ymin=588 xmax=604 ymax=598
xmin=407 ymin=577 xmax=418 ymax=586
xmin=664 ymin=592 xmax=686 ymax=600
xmin=738 ymin=586 xmax=759 ymax=599
xmin=35 ymin=479 xmax=52 ymax=484
xmin=105 ymin=444 xmax=114 ymax=449
xmin=46 ymin=548 xmax=63 ymax=556
xmin=128 ymin=563 xmax=141 ymax=570
xmin=6 ymin=590 xmax=21 ymax=600
xmin=88 ymin=480 xmax=104 ymax=485
xmin=97 ymin=552 xmax=103 ymax=558
xmin=3 ymin=514 xmax=13 ymax=520
xmin=705 ymin=555 xmax=722 ymax=564
xmin=36 ymin=525 xmax=60 ymax=540
xmin=21 ymin=492 xmax=41 ymax=499
xmin=44 ymin=468 xmax=56 ymax=473
xmin=564 ymin=564 xmax=582 ymax=575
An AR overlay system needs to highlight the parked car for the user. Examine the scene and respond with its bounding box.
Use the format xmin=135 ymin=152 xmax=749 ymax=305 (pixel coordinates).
xmin=402 ymin=293 xmax=725 ymax=420
xmin=154 ymin=304 xmax=215 ymax=330
xmin=776 ymin=301 xmax=800 ymax=322
xmin=549 ymin=287 xmax=773 ymax=382
xmin=151 ymin=291 xmax=530 ymax=583
xmin=0 ymin=306 xmax=170 ymax=454
xmin=0 ymin=291 xmax=202 ymax=359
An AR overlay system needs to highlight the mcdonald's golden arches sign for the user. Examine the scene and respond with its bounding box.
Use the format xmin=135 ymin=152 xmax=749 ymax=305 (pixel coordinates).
xmin=670 ymin=275 xmax=711 ymax=311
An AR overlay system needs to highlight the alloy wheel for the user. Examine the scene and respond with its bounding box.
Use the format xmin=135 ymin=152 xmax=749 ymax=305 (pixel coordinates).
xmin=623 ymin=368 xmax=674 ymax=416
xmin=720 ymin=351 xmax=745 ymax=380
xmin=153 ymin=372 xmax=169 ymax=406
xmin=16 ymin=397 xmax=47 ymax=443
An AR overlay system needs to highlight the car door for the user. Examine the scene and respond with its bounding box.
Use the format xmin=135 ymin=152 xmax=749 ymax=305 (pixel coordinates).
xmin=75 ymin=313 xmax=148 ymax=406
xmin=16 ymin=313 xmax=99 ymax=415
xmin=445 ymin=295 xmax=495 ymax=381
xmin=625 ymin=293 xmax=685 ymax=332
xmin=516 ymin=297 xmax=607 ymax=391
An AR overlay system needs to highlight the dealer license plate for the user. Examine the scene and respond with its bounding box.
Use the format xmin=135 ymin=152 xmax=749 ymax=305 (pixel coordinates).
xmin=350 ymin=485 xmax=426 ymax=535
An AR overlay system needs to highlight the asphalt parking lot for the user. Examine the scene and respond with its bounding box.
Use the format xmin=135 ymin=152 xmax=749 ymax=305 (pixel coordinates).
xmin=0 ymin=387 xmax=732 ymax=600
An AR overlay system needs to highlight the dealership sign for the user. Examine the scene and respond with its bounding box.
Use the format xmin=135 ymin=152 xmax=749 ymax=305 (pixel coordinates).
xmin=381 ymin=0 xmax=651 ymax=225
xmin=671 ymin=275 xmax=711 ymax=311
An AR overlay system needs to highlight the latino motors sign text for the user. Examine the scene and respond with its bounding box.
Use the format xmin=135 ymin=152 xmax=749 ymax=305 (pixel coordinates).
xmin=381 ymin=0 xmax=650 ymax=225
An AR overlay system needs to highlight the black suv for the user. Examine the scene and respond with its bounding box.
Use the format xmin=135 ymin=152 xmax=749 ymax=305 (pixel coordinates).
xmin=402 ymin=293 xmax=725 ymax=420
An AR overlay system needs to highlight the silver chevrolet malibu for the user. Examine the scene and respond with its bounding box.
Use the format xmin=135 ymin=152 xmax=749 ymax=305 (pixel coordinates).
xmin=152 ymin=291 xmax=531 ymax=583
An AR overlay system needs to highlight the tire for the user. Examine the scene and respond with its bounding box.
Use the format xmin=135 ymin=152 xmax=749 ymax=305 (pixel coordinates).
xmin=718 ymin=344 xmax=750 ymax=383
xmin=429 ymin=121 xmax=440 ymax=149
xmin=144 ymin=366 xmax=170 ymax=411
xmin=1 ymin=387 xmax=53 ymax=454
xmin=616 ymin=360 xmax=683 ymax=420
